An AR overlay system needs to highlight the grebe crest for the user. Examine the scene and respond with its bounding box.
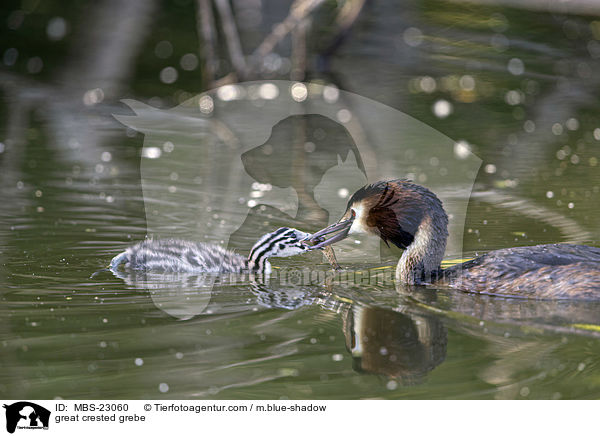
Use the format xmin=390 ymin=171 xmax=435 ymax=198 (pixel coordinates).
xmin=109 ymin=227 xmax=311 ymax=275
xmin=308 ymin=179 xmax=600 ymax=299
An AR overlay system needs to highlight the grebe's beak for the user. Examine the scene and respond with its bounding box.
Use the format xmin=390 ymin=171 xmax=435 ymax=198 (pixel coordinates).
xmin=305 ymin=215 xmax=354 ymax=250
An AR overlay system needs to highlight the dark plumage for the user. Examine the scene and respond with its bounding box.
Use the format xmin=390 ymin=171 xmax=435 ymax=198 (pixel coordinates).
xmin=308 ymin=179 xmax=600 ymax=300
xmin=440 ymin=244 xmax=600 ymax=299
xmin=348 ymin=180 xmax=424 ymax=249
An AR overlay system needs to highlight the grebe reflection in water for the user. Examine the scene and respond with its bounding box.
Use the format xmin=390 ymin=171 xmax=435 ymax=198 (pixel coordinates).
xmin=307 ymin=179 xmax=600 ymax=300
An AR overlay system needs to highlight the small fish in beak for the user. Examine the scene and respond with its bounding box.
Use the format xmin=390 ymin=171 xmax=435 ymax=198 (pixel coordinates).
xmin=302 ymin=228 xmax=343 ymax=270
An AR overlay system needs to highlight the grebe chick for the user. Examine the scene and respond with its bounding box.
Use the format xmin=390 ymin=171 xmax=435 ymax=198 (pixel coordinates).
xmin=109 ymin=227 xmax=312 ymax=275
xmin=306 ymin=179 xmax=600 ymax=300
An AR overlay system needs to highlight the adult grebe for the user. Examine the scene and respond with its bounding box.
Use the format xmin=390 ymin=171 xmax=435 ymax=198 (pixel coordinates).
xmin=306 ymin=179 xmax=600 ymax=300
xmin=109 ymin=227 xmax=312 ymax=274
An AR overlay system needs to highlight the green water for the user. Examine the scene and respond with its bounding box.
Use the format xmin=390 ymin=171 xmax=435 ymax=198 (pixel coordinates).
xmin=1 ymin=0 xmax=600 ymax=400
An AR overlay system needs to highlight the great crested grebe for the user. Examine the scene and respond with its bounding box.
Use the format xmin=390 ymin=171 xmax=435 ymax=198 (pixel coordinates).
xmin=306 ymin=179 xmax=600 ymax=300
xmin=108 ymin=227 xmax=312 ymax=275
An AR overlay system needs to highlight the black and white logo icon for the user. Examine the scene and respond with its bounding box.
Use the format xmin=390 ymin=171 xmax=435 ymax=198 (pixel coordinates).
xmin=3 ymin=402 xmax=50 ymax=434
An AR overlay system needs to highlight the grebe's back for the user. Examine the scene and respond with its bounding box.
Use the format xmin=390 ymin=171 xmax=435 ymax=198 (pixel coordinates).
xmin=440 ymin=244 xmax=600 ymax=299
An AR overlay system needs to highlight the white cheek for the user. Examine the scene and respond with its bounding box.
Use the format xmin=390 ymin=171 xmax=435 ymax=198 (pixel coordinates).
xmin=349 ymin=206 xmax=368 ymax=234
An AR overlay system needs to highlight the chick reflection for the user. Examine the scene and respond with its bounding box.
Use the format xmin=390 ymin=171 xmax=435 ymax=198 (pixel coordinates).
xmin=111 ymin=269 xmax=324 ymax=319
xmin=342 ymin=305 xmax=447 ymax=384
xmin=111 ymin=269 xmax=216 ymax=320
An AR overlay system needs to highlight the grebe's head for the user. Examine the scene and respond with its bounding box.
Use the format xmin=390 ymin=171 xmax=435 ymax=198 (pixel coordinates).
xmin=307 ymin=179 xmax=448 ymax=250
xmin=250 ymin=227 xmax=312 ymax=261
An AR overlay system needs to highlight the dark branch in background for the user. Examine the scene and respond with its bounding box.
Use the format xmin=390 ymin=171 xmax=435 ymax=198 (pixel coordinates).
xmin=193 ymin=0 xmax=366 ymax=84
xmin=317 ymin=0 xmax=368 ymax=73
xmin=250 ymin=0 xmax=326 ymax=74
xmin=214 ymin=0 xmax=248 ymax=80
xmin=291 ymin=18 xmax=308 ymax=82
xmin=196 ymin=0 xmax=218 ymax=87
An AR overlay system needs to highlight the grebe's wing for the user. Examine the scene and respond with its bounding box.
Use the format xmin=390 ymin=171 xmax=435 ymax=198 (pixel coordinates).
xmin=442 ymin=244 xmax=600 ymax=300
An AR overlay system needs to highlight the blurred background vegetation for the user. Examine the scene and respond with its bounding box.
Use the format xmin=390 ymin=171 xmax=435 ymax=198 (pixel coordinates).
xmin=2 ymin=0 xmax=600 ymax=249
